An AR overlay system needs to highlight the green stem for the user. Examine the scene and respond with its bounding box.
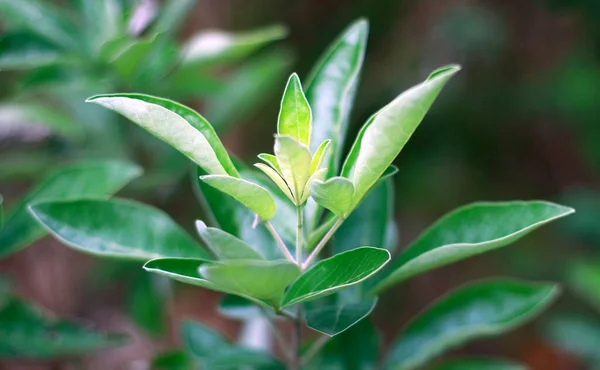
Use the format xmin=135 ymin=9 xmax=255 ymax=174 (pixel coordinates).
xmin=296 ymin=205 xmax=304 ymax=267
xmin=302 ymin=217 xmax=344 ymax=269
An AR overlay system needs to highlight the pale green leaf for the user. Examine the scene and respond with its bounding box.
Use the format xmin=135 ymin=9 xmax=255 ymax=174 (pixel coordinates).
xmin=274 ymin=135 xmax=312 ymax=204
xmin=195 ymin=220 xmax=264 ymax=260
xmin=384 ymin=279 xmax=560 ymax=370
xmin=301 ymin=168 xmax=328 ymax=204
xmin=278 ymin=73 xmax=312 ymax=146
xmin=282 ymin=247 xmax=390 ymax=307
xmin=258 ymin=153 xmax=282 ymax=173
xmin=87 ymin=93 xmax=238 ymax=177
xmin=342 ymin=65 xmax=460 ymax=208
xmin=199 ymin=175 xmax=276 ymax=220
xmin=373 ymin=201 xmax=574 ymax=293
xmin=254 ymin=163 xmax=294 ymax=202
xmin=310 ymin=139 xmax=331 ymax=173
xmin=305 ymin=298 xmax=377 ymax=336
xmin=0 ymin=160 xmax=142 ymax=258
xmin=310 ymin=177 xmax=354 ymax=217
xmin=28 ymin=198 xmax=210 ymax=260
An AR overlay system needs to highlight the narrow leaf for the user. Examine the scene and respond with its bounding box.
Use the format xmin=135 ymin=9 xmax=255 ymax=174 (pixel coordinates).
xmin=278 ymin=74 xmax=312 ymax=146
xmin=282 ymin=247 xmax=390 ymax=307
xmin=254 ymin=163 xmax=294 ymax=202
xmin=384 ymin=279 xmax=560 ymax=370
xmin=274 ymin=135 xmax=312 ymax=204
xmin=305 ymin=298 xmax=377 ymax=336
xmin=310 ymin=177 xmax=354 ymax=217
xmin=152 ymin=0 xmax=195 ymax=35
xmin=0 ymin=160 xmax=142 ymax=258
xmin=29 ymin=199 xmax=210 ymax=260
xmin=199 ymin=175 xmax=276 ymax=220
xmin=195 ymin=220 xmax=264 ymax=260
xmin=373 ymin=201 xmax=574 ymax=293
xmin=258 ymin=153 xmax=281 ymax=173
xmin=310 ymin=139 xmax=331 ymax=173
xmin=87 ymin=93 xmax=238 ymax=177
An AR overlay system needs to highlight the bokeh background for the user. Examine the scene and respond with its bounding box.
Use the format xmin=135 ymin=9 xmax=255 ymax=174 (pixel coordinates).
xmin=1 ymin=0 xmax=599 ymax=369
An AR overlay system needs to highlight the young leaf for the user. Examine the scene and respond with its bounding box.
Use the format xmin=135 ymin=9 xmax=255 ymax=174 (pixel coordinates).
xmin=342 ymin=65 xmax=460 ymax=208
xmin=274 ymin=135 xmax=312 ymax=204
xmin=373 ymin=201 xmax=574 ymax=293
xmin=0 ymin=160 xmax=141 ymax=258
xmin=195 ymin=220 xmax=264 ymax=260
xmin=306 ymin=19 xmax=368 ymax=174
xmin=87 ymin=93 xmax=239 ymax=177
xmin=278 ymin=73 xmax=312 ymax=146
xmin=384 ymin=279 xmax=560 ymax=370
xmin=281 ymin=247 xmax=390 ymax=307
xmin=305 ymin=298 xmax=377 ymax=336
xmin=28 ymin=198 xmax=210 ymax=260
xmin=0 ymin=296 xmax=126 ymax=358
xmin=199 ymin=259 xmax=301 ymax=304
xmin=310 ymin=177 xmax=354 ymax=217
xmin=310 ymin=139 xmax=331 ymax=173
xmin=431 ymin=358 xmax=527 ymax=370
xmin=199 ymin=175 xmax=276 ymax=220
xmin=254 ymin=163 xmax=294 ymax=202
xmin=258 ymin=153 xmax=282 ymax=173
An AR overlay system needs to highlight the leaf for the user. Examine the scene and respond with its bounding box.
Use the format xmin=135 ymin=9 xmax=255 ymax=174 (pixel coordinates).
xmin=0 ymin=194 xmax=3 ymax=231
xmin=281 ymin=247 xmax=390 ymax=307
xmin=278 ymin=73 xmax=312 ymax=146
xmin=306 ymin=19 xmax=368 ymax=175
xmin=310 ymin=177 xmax=354 ymax=217
xmin=182 ymin=25 xmax=288 ymax=66
xmin=199 ymin=260 xmax=301 ymax=304
xmin=0 ymin=296 xmax=126 ymax=358
xmin=0 ymin=0 xmax=80 ymax=50
xmin=199 ymin=175 xmax=276 ymax=220
xmin=29 ymin=198 xmax=210 ymax=260
xmin=0 ymin=160 xmax=142 ymax=258
xmin=87 ymin=93 xmax=238 ymax=177
xmin=373 ymin=201 xmax=574 ymax=293
xmin=182 ymin=320 xmax=228 ymax=357
xmin=0 ymin=102 xmax=83 ymax=139
xmin=310 ymin=140 xmax=331 ymax=174
xmin=195 ymin=220 xmax=264 ymax=260
xmin=342 ymin=65 xmax=460 ymax=208
xmin=274 ymin=135 xmax=312 ymax=204
xmin=567 ymin=260 xmax=600 ymax=311
xmin=78 ymin=0 xmax=123 ymax=53
xmin=544 ymin=314 xmax=600 ymax=364
xmin=254 ymin=163 xmax=294 ymax=203
xmin=305 ymin=298 xmax=377 ymax=336
xmin=128 ymin=274 xmax=165 ymax=336
xmin=0 ymin=32 xmax=65 ymax=70
xmin=151 ymin=350 xmax=192 ymax=370
xmin=431 ymin=358 xmax=527 ymax=370
xmin=384 ymin=279 xmax=560 ymax=370
xmin=151 ymin=0 xmax=195 ymax=35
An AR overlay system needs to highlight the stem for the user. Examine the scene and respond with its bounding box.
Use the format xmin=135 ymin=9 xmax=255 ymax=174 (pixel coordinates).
xmin=265 ymin=221 xmax=296 ymax=263
xmin=301 ymin=335 xmax=329 ymax=366
xmin=302 ymin=218 xmax=344 ymax=269
xmin=292 ymin=305 xmax=303 ymax=369
xmin=296 ymin=205 xmax=304 ymax=266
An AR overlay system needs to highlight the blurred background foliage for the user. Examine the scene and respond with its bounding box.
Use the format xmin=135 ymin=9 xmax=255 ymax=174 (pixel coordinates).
xmin=1 ymin=0 xmax=599 ymax=369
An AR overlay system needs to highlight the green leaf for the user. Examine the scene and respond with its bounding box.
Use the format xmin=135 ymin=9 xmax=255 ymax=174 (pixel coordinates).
xmin=0 ymin=161 xmax=141 ymax=258
xmin=373 ymin=201 xmax=574 ymax=293
xmin=305 ymin=298 xmax=377 ymax=336
xmin=544 ymin=314 xmax=600 ymax=364
xmin=342 ymin=65 xmax=460 ymax=207
xmin=0 ymin=0 xmax=80 ymax=50
xmin=282 ymin=247 xmax=390 ymax=307
xmin=199 ymin=175 xmax=276 ymax=220
xmin=128 ymin=274 xmax=165 ymax=336
xmin=78 ymin=0 xmax=123 ymax=54
xmin=431 ymin=358 xmax=527 ymax=370
xmin=199 ymin=260 xmax=300 ymax=304
xmin=310 ymin=177 xmax=354 ymax=217
xmin=278 ymin=73 xmax=312 ymax=146
xmin=384 ymin=279 xmax=560 ymax=370
xmin=151 ymin=350 xmax=192 ymax=370
xmin=151 ymin=0 xmax=195 ymax=35
xmin=182 ymin=320 xmax=228 ymax=357
xmin=254 ymin=163 xmax=294 ymax=202
xmin=310 ymin=139 xmax=331 ymax=173
xmin=87 ymin=93 xmax=238 ymax=177
xmin=182 ymin=25 xmax=288 ymax=67
xmin=0 ymin=194 xmax=4 ymax=231
xmin=0 ymin=102 xmax=83 ymax=139
xmin=0 ymin=296 xmax=126 ymax=358
xmin=274 ymin=135 xmax=312 ymax=204
xmin=306 ymin=19 xmax=368 ymax=175
xmin=567 ymin=260 xmax=600 ymax=311
xmin=0 ymin=32 xmax=65 ymax=70
xmin=29 ymin=198 xmax=210 ymax=260
xmin=195 ymin=220 xmax=264 ymax=260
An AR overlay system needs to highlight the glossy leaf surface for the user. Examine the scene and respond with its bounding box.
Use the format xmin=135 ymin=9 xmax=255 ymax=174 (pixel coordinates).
xmin=195 ymin=220 xmax=264 ymax=260
xmin=305 ymin=298 xmax=377 ymax=336
xmin=384 ymin=279 xmax=560 ymax=370
xmin=374 ymin=201 xmax=574 ymax=293
xmin=282 ymin=247 xmax=390 ymax=307
xmin=29 ymin=199 xmax=210 ymax=260
xmin=278 ymin=73 xmax=312 ymax=146
xmin=0 ymin=160 xmax=141 ymax=258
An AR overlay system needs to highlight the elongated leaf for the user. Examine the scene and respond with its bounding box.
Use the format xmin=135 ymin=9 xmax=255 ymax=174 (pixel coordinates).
xmin=310 ymin=139 xmax=331 ymax=173
xmin=78 ymin=0 xmax=122 ymax=53
xmin=200 ymin=260 xmax=300 ymax=304
xmin=274 ymin=135 xmax=312 ymax=204
xmin=199 ymin=175 xmax=276 ymax=220
xmin=305 ymin=298 xmax=376 ymax=336
xmin=0 ymin=161 xmax=141 ymax=258
xmin=0 ymin=0 xmax=80 ymax=50
xmin=195 ymin=220 xmax=264 ymax=260
xmin=278 ymin=73 xmax=312 ymax=146
xmin=431 ymin=358 xmax=527 ymax=370
xmin=282 ymin=247 xmax=390 ymax=307
xmin=29 ymin=198 xmax=209 ymax=260
xmin=151 ymin=0 xmax=195 ymax=35
xmin=567 ymin=261 xmax=600 ymax=311
xmin=342 ymin=65 xmax=460 ymax=207
xmin=0 ymin=296 xmax=126 ymax=358
xmin=254 ymin=163 xmax=294 ymax=202
xmin=128 ymin=274 xmax=164 ymax=336
xmin=0 ymin=32 xmax=64 ymax=70
xmin=87 ymin=94 xmax=238 ymax=177
xmin=373 ymin=201 xmax=574 ymax=293
xmin=384 ymin=279 xmax=560 ymax=370
xmin=306 ymin=19 xmax=368 ymax=175
xmin=310 ymin=177 xmax=354 ymax=217
xmin=0 ymin=102 xmax=83 ymax=139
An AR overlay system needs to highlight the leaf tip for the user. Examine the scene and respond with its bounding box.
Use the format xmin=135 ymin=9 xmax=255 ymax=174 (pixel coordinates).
xmin=195 ymin=220 xmax=208 ymax=235
xmin=427 ymin=64 xmax=462 ymax=81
